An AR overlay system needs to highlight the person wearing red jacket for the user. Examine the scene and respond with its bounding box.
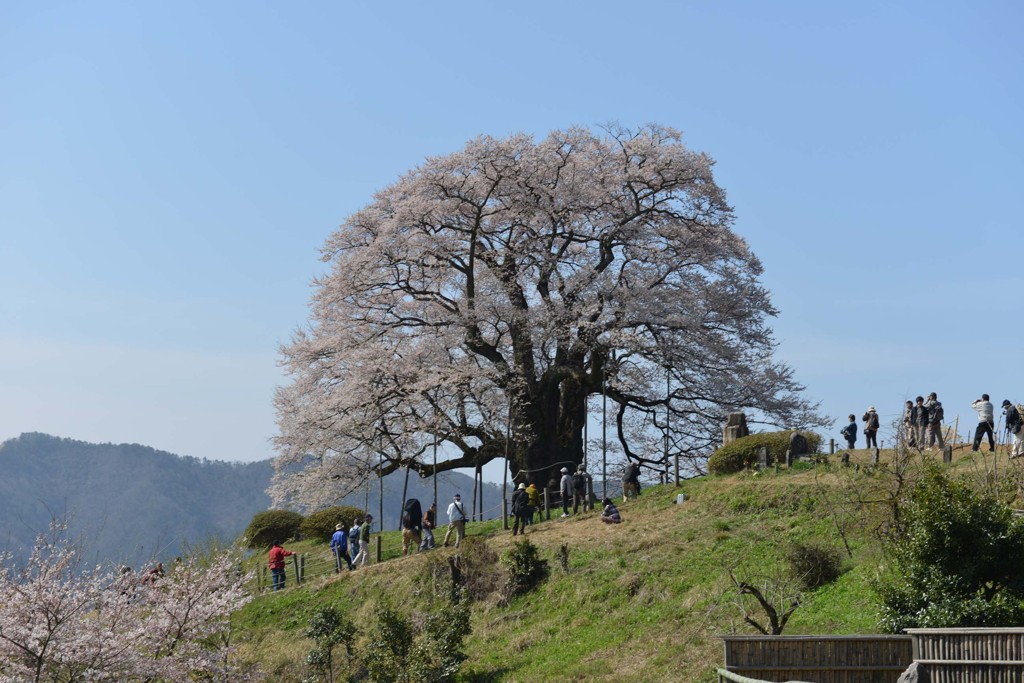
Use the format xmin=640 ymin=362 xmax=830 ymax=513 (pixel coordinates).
xmin=268 ymin=540 xmax=294 ymax=591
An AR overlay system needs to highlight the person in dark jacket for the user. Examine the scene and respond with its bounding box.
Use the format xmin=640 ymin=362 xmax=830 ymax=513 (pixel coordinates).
xmin=559 ymin=467 xmax=573 ymax=518
xmin=1004 ymin=400 xmax=1023 ymax=459
xmin=622 ymin=462 xmax=641 ymax=502
xmin=401 ymin=499 xmax=423 ymax=556
xmin=862 ymin=407 xmax=879 ymax=448
xmin=913 ymin=396 xmax=929 ymax=449
xmin=511 ymin=483 xmax=531 ymax=535
xmin=924 ymin=392 xmax=944 ymax=449
xmin=268 ymin=541 xmax=295 ymax=590
xmin=840 ymin=414 xmax=858 ymax=450
xmin=902 ymin=400 xmax=916 ymax=447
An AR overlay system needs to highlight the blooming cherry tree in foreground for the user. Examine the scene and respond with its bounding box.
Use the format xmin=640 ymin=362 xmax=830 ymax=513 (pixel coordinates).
xmin=0 ymin=523 xmax=255 ymax=682
xmin=272 ymin=124 xmax=822 ymax=509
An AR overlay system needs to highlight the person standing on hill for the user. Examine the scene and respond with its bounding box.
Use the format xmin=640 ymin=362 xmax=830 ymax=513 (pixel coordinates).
xmin=924 ymin=392 xmax=945 ymax=449
xmin=903 ymin=401 xmax=916 ymax=447
xmin=572 ymin=465 xmax=591 ymax=514
xmin=862 ymin=407 xmax=880 ymax=449
xmin=401 ymin=498 xmax=423 ymax=556
xmin=913 ymin=396 xmax=929 ymax=448
xmin=840 ymin=414 xmax=858 ymax=450
xmin=420 ymin=503 xmax=437 ymax=551
xmin=1003 ymin=400 xmax=1023 ymax=459
xmin=622 ymin=461 xmax=641 ymax=502
xmin=349 ymin=518 xmax=361 ymax=559
xmin=971 ymin=394 xmax=996 ymax=453
xmin=268 ymin=540 xmax=295 ymax=590
xmin=525 ymin=481 xmax=540 ymax=524
xmin=559 ymin=467 xmax=573 ymax=518
xmin=511 ymin=483 xmax=530 ymax=536
xmin=443 ymin=494 xmax=468 ymax=548
xmin=353 ymin=514 xmax=373 ymax=567
xmin=330 ymin=523 xmax=351 ymax=573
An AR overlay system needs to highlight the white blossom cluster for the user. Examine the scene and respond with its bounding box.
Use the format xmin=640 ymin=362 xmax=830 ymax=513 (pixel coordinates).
xmin=0 ymin=524 xmax=256 ymax=682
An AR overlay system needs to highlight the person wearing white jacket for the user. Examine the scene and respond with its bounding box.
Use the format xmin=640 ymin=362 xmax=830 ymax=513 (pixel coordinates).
xmin=971 ymin=394 xmax=996 ymax=452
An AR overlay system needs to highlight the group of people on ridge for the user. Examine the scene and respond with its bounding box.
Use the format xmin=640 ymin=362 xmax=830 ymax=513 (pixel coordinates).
xmin=838 ymin=392 xmax=1024 ymax=459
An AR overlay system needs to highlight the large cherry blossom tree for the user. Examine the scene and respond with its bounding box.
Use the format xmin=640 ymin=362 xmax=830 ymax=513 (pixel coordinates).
xmin=272 ymin=124 xmax=821 ymax=509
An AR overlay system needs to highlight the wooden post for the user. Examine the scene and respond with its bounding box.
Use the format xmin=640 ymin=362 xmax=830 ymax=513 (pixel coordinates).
xmin=543 ymin=488 xmax=550 ymax=521
xmin=375 ymin=535 xmax=382 ymax=563
xmin=829 ymin=438 xmax=835 ymax=454
xmin=292 ymin=554 xmax=300 ymax=586
xmin=299 ymin=554 xmax=305 ymax=584
xmin=502 ymin=497 xmax=508 ymax=530
xmin=674 ymin=452 xmax=680 ymax=487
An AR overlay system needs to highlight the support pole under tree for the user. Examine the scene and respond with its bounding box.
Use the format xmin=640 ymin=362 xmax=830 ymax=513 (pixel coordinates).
xmin=503 ymin=399 xmax=510 ymax=530
xmin=400 ymin=463 xmax=410 ymax=531
xmin=433 ymin=438 xmax=438 ymax=514
xmin=379 ymin=451 xmax=384 ymax=532
xmin=471 ymin=465 xmax=478 ymax=522
xmin=602 ymin=368 xmax=608 ymax=500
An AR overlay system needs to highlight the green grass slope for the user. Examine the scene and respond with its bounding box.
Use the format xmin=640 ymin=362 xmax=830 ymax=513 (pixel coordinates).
xmin=233 ymin=447 xmax=1005 ymax=681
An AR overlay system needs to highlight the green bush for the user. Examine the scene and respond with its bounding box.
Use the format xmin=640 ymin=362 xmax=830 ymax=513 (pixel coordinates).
xmin=499 ymin=538 xmax=550 ymax=604
xmin=875 ymin=467 xmax=1024 ymax=632
xmin=787 ymin=542 xmax=843 ymax=589
xmin=299 ymin=506 xmax=367 ymax=542
xmin=361 ymin=598 xmax=471 ymax=683
xmin=242 ymin=509 xmax=304 ymax=549
xmin=707 ymin=431 xmax=822 ymax=475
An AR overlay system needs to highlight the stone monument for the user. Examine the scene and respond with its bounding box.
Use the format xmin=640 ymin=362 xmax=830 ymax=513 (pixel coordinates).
xmin=723 ymin=412 xmax=749 ymax=446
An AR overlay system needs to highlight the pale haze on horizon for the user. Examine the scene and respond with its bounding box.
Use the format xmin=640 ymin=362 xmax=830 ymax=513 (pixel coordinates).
xmin=2 ymin=1 xmax=1022 ymax=482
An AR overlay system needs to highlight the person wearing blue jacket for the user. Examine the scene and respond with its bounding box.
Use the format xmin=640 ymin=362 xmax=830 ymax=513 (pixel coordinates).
xmin=840 ymin=414 xmax=858 ymax=450
xmin=330 ymin=523 xmax=352 ymax=572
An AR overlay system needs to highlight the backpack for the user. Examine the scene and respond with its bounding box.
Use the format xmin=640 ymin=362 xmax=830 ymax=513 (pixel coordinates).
xmin=572 ymin=472 xmax=586 ymax=491
xmin=932 ymin=403 xmax=944 ymax=423
xmin=867 ymin=412 xmax=879 ymax=430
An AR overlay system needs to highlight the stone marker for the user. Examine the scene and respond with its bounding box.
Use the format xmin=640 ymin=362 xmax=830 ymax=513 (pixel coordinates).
xmin=756 ymin=446 xmax=769 ymax=470
xmin=841 ymin=452 xmax=850 ymax=467
xmin=872 ymin=448 xmax=880 ymax=465
xmin=786 ymin=449 xmax=795 ymax=467
xmin=942 ymin=444 xmax=952 ymax=464
xmin=789 ymin=432 xmax=808 ymax=458
xmin=722 ymin=412 xmax=749 ymax=446
xmin=896 ymin=661 xmax=929 ymax=683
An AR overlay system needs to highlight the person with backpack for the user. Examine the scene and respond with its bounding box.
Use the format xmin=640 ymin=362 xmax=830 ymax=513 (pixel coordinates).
xmin=559 ymin=467 xmax=573 ymax=518
xmin=622 ymin=462 xmax=641 ymax=502
xmin=902 ymin=401 xmax=916 ymax=447
xmin=401 ymin=498 xmax=423 ymax=556
xmin=525 ymin=481 xmax=540 ymax=524
xmin=924 ymin=392 xmax=945 ymax=449
xmin=267 ymin=540 xmax=295 ymax=590
xmin=572 ymin=465 xmax=591 ymax=514
xmin=840 ymin=414 xmax=858 ymax=450
xmin=913 ymin=396 xmax=929 ymax=449
xmin=511 ymin=482 xmax=531 ymax=535
xmin=862 ymin=407 xmax=880 ymax=448
xmin=353 ymin=514 xmax=373 ymax=567
xmin=443 ymin=494 xmax=468 ymax=548
xmin=330 ymin=523 xmax=352 ymax=572
xmin=420 ymin=503 xmax=437 ymax=551
xmin=972 ymin=394 xmax=996 ymax=453
xmin=348 ymin=518 xmax=361 ymax=559
xmin=1003 ymin=400 xmax=1023 ymax=459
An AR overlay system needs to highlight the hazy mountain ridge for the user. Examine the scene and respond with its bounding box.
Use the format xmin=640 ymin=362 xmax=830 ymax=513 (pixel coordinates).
xmin=0 ymin=433 xmax=504 ymax=567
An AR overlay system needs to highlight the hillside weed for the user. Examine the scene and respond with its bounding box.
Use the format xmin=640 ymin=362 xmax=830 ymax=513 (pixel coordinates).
xmin=499 ymin=538 xmax=550 ymax=605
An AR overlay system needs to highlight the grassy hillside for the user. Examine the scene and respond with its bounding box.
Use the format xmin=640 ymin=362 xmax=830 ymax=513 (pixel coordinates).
xmin=232 ymin=446 xmax=1011 ymax=682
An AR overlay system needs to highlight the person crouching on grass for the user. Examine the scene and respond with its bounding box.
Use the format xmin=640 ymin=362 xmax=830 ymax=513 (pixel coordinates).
xmin=600 ymin=498 xmax=621 ymax=524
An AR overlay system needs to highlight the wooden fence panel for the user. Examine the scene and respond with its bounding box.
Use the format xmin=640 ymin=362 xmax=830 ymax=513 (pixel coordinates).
xmin=907 ymin=628 xmax=1024 ymax=683
xmin=721 ymin=635 xmax=912 ymax=683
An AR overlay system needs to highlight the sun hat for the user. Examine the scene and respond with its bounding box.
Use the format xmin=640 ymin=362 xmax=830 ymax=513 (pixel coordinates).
xmin=517 ymin=483 xmax=526 ymax=490
xmin=868 ymin=406 xmax=876 ymax=411
xmin=335 ymin=523 xmax=344 ymax=530
xmin=560 ymin=467 xmax=569 ymax=473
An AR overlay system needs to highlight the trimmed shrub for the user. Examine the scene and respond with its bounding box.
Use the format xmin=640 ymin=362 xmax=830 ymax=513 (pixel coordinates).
xmin=499 ymin=538 xmax=549 ymax=605
xmin=242 ymin=509 xmax=304 ymax=549
xmin=299 ymin=506 xmax=367 ymax=542
xmin=707 ymin=431 xmax=822 ymax=475
xmin=787 ymin=542 xmax=843 ymax=589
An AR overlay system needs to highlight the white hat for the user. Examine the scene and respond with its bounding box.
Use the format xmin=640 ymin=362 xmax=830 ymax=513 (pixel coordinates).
xmin=560 ymin=467 xmax=569 ymax=473
xmin=335 ymin=523 xmax=344 ymax=530
xmin=517 ymin=483 xmax=526 ymax=490
xmin=868 ymin=406 xmax=876 ymax=412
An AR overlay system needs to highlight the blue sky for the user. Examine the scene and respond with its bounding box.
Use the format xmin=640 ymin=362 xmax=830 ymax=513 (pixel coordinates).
xmin=2 ymin=1 xmax=1021 ymax=477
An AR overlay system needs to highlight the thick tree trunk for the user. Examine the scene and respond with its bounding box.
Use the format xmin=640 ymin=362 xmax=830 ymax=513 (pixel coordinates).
xmin=517 ymin=373 xmax=588 ymax=485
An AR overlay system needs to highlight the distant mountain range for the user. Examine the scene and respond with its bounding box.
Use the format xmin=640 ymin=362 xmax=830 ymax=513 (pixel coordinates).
xmin=0 ymin=433 xmax=504 ymax=567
